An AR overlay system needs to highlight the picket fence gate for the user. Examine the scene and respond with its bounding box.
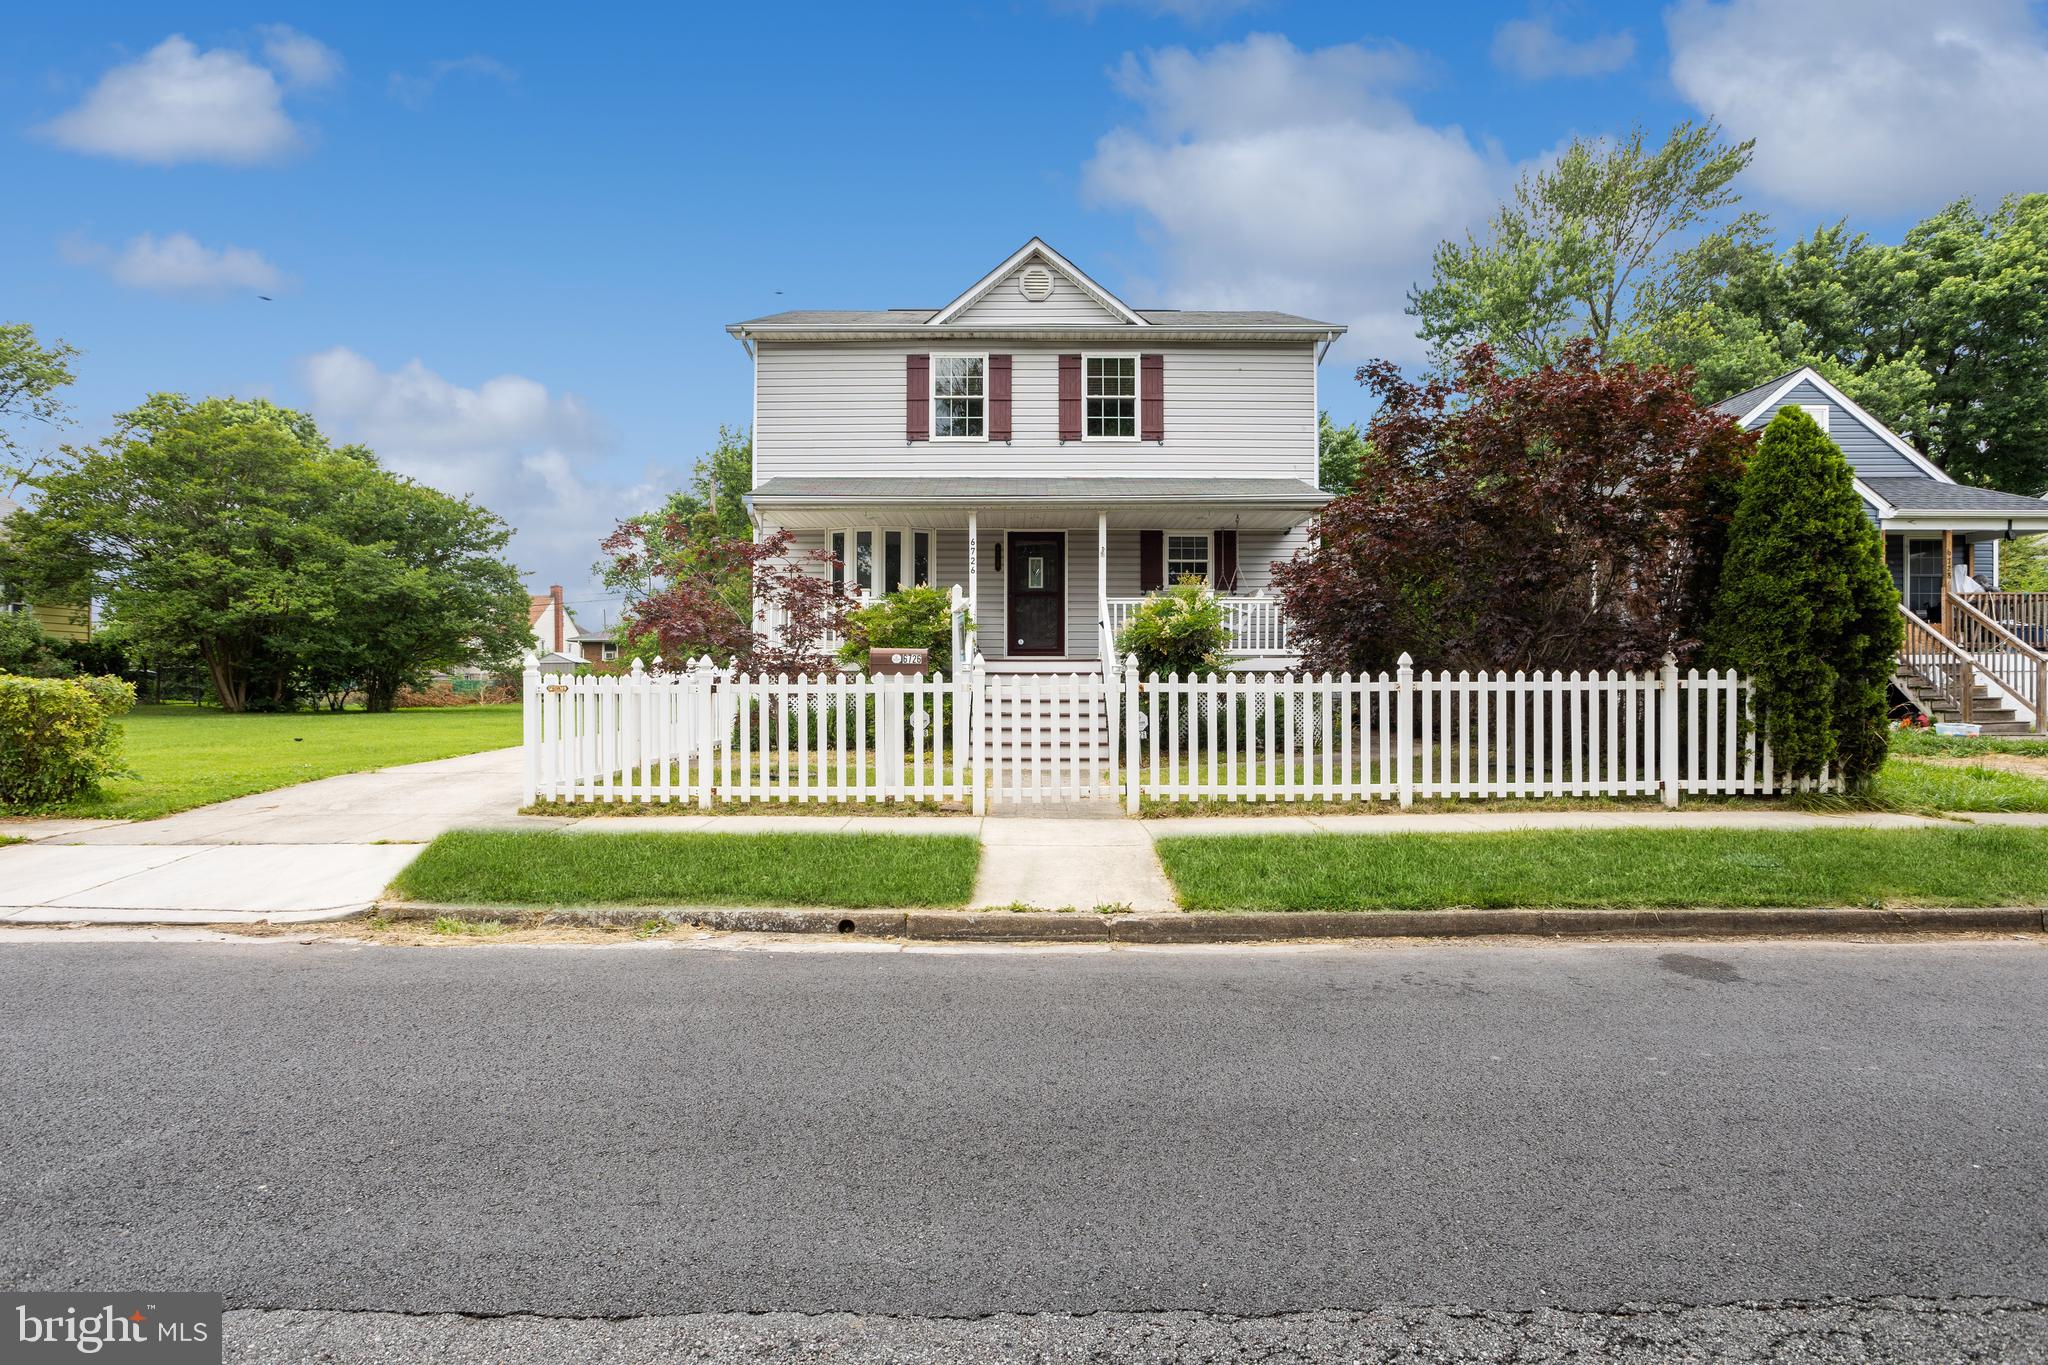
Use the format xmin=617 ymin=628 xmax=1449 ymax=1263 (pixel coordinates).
xmin=523 ymin=653 xmax=1831 ymax=812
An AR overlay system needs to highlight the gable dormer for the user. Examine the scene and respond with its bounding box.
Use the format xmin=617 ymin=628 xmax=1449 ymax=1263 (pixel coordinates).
xmin=931 ymin=239 xmax=1149 ymax=329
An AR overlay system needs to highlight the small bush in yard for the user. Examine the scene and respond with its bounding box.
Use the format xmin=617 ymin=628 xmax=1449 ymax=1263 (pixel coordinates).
xmin=1116 ymin=577 xmax=1232 ymax=677
xmin=839 ymin=585 xmax=966 ymax=677
xmin=0 ymin=673 xmax=135 ymax=809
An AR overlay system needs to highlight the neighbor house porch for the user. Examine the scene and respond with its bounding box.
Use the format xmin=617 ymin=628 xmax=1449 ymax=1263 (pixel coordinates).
xmin=1875 ymin=481 xmax=2048 ymax=732
xmin=748 ymin=476 xmax=1327 ymax=668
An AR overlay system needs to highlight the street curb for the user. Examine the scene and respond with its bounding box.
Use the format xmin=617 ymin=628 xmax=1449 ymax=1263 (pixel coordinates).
xmin=375 ymin=900 xmax=2047 ymax=942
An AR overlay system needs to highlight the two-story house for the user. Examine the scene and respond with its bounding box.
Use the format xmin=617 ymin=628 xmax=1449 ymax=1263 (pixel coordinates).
xmin=728 ymin=239 xmax=1343 ymax=670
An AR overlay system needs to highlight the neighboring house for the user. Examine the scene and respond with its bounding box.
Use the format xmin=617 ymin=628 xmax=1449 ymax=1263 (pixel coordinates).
xmin=728 ymin=238 xmax=1343 ymax=669
xmin=1715 ymin=369 xmax=2048 ymax=730
xmin=529 ymin=584 xmax=618 ymax=664
xmin=0 ymin=494 xmax=91 ymax=644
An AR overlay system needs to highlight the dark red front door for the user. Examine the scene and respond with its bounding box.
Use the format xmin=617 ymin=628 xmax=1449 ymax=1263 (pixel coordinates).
xmin=1006 ymin=532 xmax=1065 ymax=656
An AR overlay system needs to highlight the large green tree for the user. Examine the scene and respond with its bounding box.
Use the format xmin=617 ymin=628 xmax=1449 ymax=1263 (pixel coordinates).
xmin=599 ymin=425 xmax=755 ymax=656
xmin=1666 ymin=195 xmax=2048 ymax=492
xmin=3 ymin=395 xmax=526 ymax=712
xmin=1408 ymin=121 xmax=1763 ymax=370
xmin=1708 ymin=407 xmax=1899 ymax=784
xmin=0 ymin=322 xmax=78 ymax=494
xmin=1317 ymin=411 xmax=1367 ymax=495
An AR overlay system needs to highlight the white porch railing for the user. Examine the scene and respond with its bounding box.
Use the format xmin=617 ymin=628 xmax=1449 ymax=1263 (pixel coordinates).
xmin=1104 ymin=594 xmax=1295 ymax=658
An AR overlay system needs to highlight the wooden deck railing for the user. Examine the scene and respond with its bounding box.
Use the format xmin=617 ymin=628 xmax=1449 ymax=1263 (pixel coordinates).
xmin=1946 ymin=592 xmax=2047 ymax=730
xmin=1966 ymin=591 xmax=2048 ymax=650
xmin=1898 ymin=605 xmax=1975 ymax=723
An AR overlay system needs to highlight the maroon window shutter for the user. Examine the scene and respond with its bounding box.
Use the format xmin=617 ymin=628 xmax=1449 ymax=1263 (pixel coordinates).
xmin=988 ymin=354 xmax=1012 ymax=441
xmin=1058 ymin=354 xmax=1082 ymax=441
xmin=1139 ymin=530 xmax=1164 ymax=593
xmin=1213 ymin=528 xmax=1238 ymax=592
xmin=1141 ymin=353 xmax=1164 ymax=441
xmin=906 ymin=354 xmax=930 ymax=441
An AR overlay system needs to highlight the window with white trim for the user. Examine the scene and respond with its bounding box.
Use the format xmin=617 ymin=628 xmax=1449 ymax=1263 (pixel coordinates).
xmin=1165 ymin=532 xmax=1211 ymax=585
xmin=931 ymin=355 xmax=986 ymax=439
xmin=600 ymin=642 xmax=619 ymax=662
xmin=1085 ymin=355 xmax=1137 ymax=438
xmin=831 ymin=529 xmax=936 ymax=597
xmin=1801 ymin=403 xmax=1830 ymax=432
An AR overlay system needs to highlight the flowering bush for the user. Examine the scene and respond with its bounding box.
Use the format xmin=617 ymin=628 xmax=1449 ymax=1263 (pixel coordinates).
xmin=1115 ymin=578 xmax=1231 ymax=677
xmin=0 ymin=673 xmax=135 ymax=809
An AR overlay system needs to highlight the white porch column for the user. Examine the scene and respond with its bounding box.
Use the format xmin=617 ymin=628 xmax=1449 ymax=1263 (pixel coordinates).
xmin=1097 ymin=511 xmax=1110 ymax=670
xmin=967 ymin=511 xmax=979 ymax=643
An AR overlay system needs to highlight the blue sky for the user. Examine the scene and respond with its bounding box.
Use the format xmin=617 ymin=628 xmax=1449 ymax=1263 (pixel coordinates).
xmin=7 ymin=2 xmax=2047 ymax=618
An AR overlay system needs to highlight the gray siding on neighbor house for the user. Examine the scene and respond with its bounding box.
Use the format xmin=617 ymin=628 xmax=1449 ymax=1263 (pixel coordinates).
xmin=753 ymin=339 xmax=1319 ymax=484
xmin=1739 ymin=378 xmax=1928 ymax=479
xmin=1972 ymin=538 xmax=1999 ymax=586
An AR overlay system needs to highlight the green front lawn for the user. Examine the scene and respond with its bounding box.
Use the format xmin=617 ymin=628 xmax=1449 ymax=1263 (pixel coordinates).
xmin=389 ymin=830 xmax=980 ymax=908
xmin=1154 ymin=826 xmax=2048 ymax=912
xmin=45 ymin=703 xmax=523 ymax=820
xmin=1870 ymin=758 xmax=2048 ymax=813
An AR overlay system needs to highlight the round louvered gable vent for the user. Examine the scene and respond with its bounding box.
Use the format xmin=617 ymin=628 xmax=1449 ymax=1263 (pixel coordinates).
xmin=1018 ymin=263 xmax=1054 ymax=302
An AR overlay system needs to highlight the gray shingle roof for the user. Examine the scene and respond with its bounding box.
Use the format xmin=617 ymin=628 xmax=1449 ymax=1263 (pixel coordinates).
xmin=1711 ymin=372 xmax=1798 ymax=418
xmin=751 ymin=476 xmax=1328 ymax=504
xmin=1862 ymin=477 xmax=2048 ymax=513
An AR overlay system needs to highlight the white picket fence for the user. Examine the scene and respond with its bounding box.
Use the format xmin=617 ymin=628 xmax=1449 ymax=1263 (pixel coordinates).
xmin=524 ymin=653 xmax=1830 ymax=812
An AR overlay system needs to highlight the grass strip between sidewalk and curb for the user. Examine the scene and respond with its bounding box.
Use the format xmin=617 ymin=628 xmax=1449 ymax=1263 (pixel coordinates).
xmin=1152 ymin=826 xmax=2048 ymax=912
xmin=388 ymin=829 xmax=981 ymax=909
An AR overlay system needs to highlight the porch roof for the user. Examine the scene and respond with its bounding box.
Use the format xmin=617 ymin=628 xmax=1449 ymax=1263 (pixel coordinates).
xmin=748 ymin=476 xmax=1329 ymax=530
xmin=1864 ymin=476 xmax=2048 ymax=532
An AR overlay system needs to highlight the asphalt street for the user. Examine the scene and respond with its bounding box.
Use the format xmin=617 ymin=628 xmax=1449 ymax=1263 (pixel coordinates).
xmin=3 ymin=934 xmax=2044 ymax=1360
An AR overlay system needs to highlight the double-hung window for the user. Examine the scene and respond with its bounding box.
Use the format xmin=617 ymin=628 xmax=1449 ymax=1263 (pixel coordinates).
xmin=1165 ymin=532 xmax=1211 ymax=585
xmin=932 ymin=355 xmax=986 ymax=439
xmin=1085 ymin=355 xmax=1137 ymax=439
xmin=831 ymin=529 xmax=935 ymax=597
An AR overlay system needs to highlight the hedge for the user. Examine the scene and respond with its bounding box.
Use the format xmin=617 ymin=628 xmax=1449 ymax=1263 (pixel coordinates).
xmin=0 ymin=673 xmax=135 ymax=809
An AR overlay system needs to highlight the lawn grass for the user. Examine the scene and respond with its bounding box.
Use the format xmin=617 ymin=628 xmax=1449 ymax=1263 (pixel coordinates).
xmin=1868 ymin=758 xmax=2048 ymax=814
xmin=1887 ymin=729 xmax=2048 ymax=759
xmin=389 ymin=830 xmax=981 ymax=908
xmin=1153 ymin=826 xmax=2048 ymax=912
xmin=39 ymin=703 xmax=523 ymax=820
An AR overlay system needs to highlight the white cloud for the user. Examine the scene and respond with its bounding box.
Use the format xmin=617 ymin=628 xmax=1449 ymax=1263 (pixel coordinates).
xmin=256 ymin=25 xmax=343 ymax=89
xmin=37 ymin=31 xmax=336 ymax=165
xmin=299 ymin=348 xmax=652 ymax=590
xmin=387 ymin=54 xmax=517 ymax=109
xmin=1491 ymin=17 xmax=1633 ymax=78
xmin=61 ymin=231 xmax=288 ymax=295
xmin=1082 ymin=33 xmax=1509 ymax=362
xmin=1667 ymin=0 xmax=2048 ymax=211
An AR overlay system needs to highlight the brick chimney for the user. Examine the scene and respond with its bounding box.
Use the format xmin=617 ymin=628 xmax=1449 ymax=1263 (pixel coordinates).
xmin=549 ymin=584 xmax=565 ymax=653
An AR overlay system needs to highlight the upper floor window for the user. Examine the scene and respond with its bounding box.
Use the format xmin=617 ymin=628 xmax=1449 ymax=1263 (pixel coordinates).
xmin=1085 ymin=356 xmax=1137 ymax=439
xmin=932 ymin=354 xmax=986 ymax=439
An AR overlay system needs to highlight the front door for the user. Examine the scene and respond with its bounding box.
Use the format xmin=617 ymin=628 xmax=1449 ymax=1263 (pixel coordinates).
xmin=1006 ymin=532 xmax=1065 ymax=656
xmin=1887 ymin=534 xmax=1944 ymax=621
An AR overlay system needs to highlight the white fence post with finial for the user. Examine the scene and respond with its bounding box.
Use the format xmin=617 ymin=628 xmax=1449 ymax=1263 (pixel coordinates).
xmin=1124 ymin=653 xmax=1142 ymax=815
xmin=1660 ymin=651 xmax=1681 ymax=808
xmin=1395 ymin=653 xmax=1414 ymax=809
xmin=693 ymin=655 xmax=717 ymax=809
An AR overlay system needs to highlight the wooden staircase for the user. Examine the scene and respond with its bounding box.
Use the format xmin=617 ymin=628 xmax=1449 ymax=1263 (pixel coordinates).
xmin=1895 ymin=600 xmax=2042 ymax=735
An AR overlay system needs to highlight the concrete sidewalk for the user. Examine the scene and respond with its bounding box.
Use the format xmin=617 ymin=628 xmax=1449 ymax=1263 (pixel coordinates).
xmin=0 ymin=747 xmax=530 ymax=924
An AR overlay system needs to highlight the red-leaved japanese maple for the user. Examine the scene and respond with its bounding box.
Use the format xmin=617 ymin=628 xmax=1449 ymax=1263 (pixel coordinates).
xmin=1274 ymin=342 xmax=1751 ymax=675
xmin=599 ymin=517 xmax=851 ymax=674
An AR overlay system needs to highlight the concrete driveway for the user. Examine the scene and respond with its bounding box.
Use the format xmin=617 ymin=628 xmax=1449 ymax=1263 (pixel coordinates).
xmin=14 ymin=745 xmax=529 ymax=846
xmin=0 ymin=747 xmax=530 ymax=922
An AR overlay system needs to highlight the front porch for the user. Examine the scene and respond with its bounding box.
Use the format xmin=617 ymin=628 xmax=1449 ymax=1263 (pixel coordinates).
xmin=749 ymin=475 xmax=1324 ymax=667
xmin=1885 ymin=521 xmax=2048 ymax=733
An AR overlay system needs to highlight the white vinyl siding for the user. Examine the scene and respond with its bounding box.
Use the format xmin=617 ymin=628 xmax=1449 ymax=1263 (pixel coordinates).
xmin=755 ymin=340 xmax=1317 ymax=482
xmin=947 ymin=260 xmax=1129 ymax=326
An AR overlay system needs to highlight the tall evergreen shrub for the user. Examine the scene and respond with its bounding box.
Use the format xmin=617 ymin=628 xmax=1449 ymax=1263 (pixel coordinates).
xmin=1708 ymin=407 xmax=1901 ymax=783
